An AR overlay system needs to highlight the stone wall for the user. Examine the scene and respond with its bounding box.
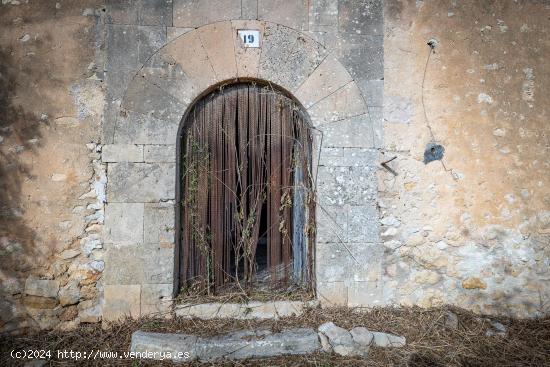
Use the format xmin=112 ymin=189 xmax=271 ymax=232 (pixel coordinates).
xmin=381 ymin=0 xmax=550 ymax=317
xmin=100 ymin=0 xmax=383 ymax=320
xmin=1 ymin=0 xmax=548 ymax=333
xmin=0 ymin=1 xmax=105 ymax=333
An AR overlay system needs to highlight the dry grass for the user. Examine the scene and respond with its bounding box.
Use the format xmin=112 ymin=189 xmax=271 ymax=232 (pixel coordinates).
xmin=1 ymin=306 xmax=549 ymax=366
xmin=176 ymin=281 xmax=314 ymax=305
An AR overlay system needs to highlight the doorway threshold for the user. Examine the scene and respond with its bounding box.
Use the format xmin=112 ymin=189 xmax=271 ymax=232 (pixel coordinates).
xmin=175 ymin=300 xmax=319 ymax=320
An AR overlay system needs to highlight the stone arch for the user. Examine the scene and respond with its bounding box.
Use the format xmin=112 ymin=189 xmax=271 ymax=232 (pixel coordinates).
xmin=103 ymin=20 xmax=380 ymax=321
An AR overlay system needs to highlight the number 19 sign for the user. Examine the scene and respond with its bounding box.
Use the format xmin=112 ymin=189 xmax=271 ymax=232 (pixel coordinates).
xmin=238 ymin=30 xmax=260 ymax=48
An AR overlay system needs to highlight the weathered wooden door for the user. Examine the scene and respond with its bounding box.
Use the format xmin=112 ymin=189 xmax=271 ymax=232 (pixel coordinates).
xmin=179 ymin=83 xmax=314 ymax=294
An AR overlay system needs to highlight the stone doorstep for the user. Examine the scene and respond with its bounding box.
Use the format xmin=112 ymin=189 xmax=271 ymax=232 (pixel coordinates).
xmin=174 ymin=300 xmax=320 ymax=320
xmin=131 ymin=328 xmax=320 ymax=362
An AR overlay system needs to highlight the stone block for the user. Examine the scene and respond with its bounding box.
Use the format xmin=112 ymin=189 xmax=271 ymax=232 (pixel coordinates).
xmin=103 ymin=246 xmax=174 ymax=285
xmin=258 ymin=23 xmax=327 ymax=92
xmin=23 ymin=296 xmax=58 ymax=309
xmin=106 ymin=24 xmax=139 ymax=72
xmin=231 ymin=20 xmax=266 ymax=78
xmin=316 ymin=243 xmax=350 ymax=282
xmin=107 ymin=162 xmax=175 ymax=202
xmin=321 ymin=114 xmax=375 ymax=148
xmin=309 ymin=0 xmax=338 ymax=31
xmin=258 ymin=0 xmax=308 ymax=30
xmin=173 ymin=0 xmax=241 ymax=27
xmin=131 ymin=328 xmax=320 ymax=361
xmin=369 ymin=106 xmax=383 ymax=148
xmin=198 ymin=21 xmax=238 ymax=80
xmin=141 ymin=284 xmax=173 ymax=316
xmin=144 ymin=202 xmax=175 ymax=245
xmin=317 ymin=242 xmax=378 ymax=283
xmin=102 ymin=98 xmax=121 ymax=144
xmin=25 ymin=278 xmax=59 ymax=298
xmin=241 ymin=0 xmax=258 ymax=19
xmin=103 ymin=284 xmax=141 ymax=321
xmin=316 ymin=166 xmax=377 ymax=206
xmin=144 ymin=145 xmax=175 ymax=163
xmin=122 ymin=76 xmax=187 ymax=124
xmin=162 ymin=31 xmax=218 ymax=93
xmin=102 ymin=144 xmax=143 ymax=162
xmin=347 ymin=281 xmax=383 ymax=307
xmin=139 ymin=0 xmax=173 ymax=26
xmin=348 ymin=205 xmax=379 ymax=242
xmin=175 ymin=301 xmax=313 ymax=319
xmin=316 ymin=205 xmax=348 ymax=243
xmin=104 ymin=203 xmax=144 ymax=244
xmin=308 ymin=82 xmax=367 ymax=126
xmin=105 ymin=67 xmax=137 ymax=102
xmin=140 ymin=54 xmax=199 ymax=106
xmin=167 ymin=27 xmax=194 ymax=42
xmin=317 ymin=281 xmax=347 ymax=306
xmin=330 ymin=34 xmax=383 ymax=81
xmin=356 ymin=79 xmax=383 ymax=107
xmin=338 ymin=0 xmax=383 ymax=36
xmin=105 ymin=0 xmax=138 ymax=25
xmin=294 ymin=54 xmax=353 ymax=109
xmin=114 ymin=111 xmax=180 ymax=145
xmin=137 ymin=25 xmax=167 ymax=64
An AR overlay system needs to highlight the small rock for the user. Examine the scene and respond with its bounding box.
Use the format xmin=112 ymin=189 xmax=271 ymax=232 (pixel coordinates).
xmin=59 ymin=280 xmax=80 ymax=306
xmin=461 ymin=277 xmax=487 ymax=290
xmin=318 ymin=322 xmax=353 ymax=346
xmin=381 ymin=215 xmax=401 ymax=227
xmin=80 ymin=284 xmax=97 ymax=300
xmin=444 ymin=310 xmax=459 ymax=330
xmin=80 ymin=236 xmax=102 ymax=256
xmin=59 ymin=249 xmax=80 ymax=260
xmin=19 ymin=34 xmax=30 ymax=42
xmin=59 ymin=305 xmax=78 ymax=321
xmin=486 ymin=321 xmax=507 ymax=337
xmin=372 ymin=332 xmax=406 ymax=348
xmin=318 ymin=322 xmax=366 ymax=357
xmin=79 ymin=303 xmax=101 ymax=323
xmin=89 ymin=260 xmax=104 ymax=272
xmin=318 ymin=332 xmax=332 ymax=352
xmin=56 ymin=319 xmax=79 ymax=332
xmin=381 ymin=227 xmax=398 ymax=239
xmin=350 ymin=327 xmax=374 ymax=346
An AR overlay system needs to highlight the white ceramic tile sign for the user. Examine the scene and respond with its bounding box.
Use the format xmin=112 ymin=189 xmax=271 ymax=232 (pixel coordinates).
xmin=238 ymin=29 xmax=260 ymax=48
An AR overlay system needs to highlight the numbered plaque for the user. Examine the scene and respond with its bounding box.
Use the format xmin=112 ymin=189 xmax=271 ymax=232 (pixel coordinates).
xmin=237 ymin=30 xmax=260 ymax=48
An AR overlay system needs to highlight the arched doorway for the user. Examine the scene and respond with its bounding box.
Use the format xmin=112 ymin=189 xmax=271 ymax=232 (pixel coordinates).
xmin=178 ymin=82 xmax=315 ymax=295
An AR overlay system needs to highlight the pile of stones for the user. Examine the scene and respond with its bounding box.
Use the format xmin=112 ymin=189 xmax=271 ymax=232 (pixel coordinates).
xmin=318 ymin=322 xmax=406 ymax=357
xmin=130 ymin=322 xmax=406 ymax=361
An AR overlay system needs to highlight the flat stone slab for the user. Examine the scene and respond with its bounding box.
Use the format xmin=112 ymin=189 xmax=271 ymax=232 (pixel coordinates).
xmin=130 ymin=328 xmax=320 ymax=362
xmin=175 ymin=300 xmax=319 ymax=320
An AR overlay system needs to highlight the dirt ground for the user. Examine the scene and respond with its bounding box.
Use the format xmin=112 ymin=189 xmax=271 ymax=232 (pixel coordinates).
xmin=1 ymin=306 xmax=549 ymax=366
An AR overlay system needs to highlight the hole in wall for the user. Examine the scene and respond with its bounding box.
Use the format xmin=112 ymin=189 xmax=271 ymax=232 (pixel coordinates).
xmin=423 ymin=143 xmax=445 ymax=164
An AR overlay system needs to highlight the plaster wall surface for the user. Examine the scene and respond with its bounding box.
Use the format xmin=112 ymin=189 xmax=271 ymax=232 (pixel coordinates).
xmin=382 ymin=0 xmax=550 ymax=317
xmin=0 ymin=1 xmax=105 ymax=332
